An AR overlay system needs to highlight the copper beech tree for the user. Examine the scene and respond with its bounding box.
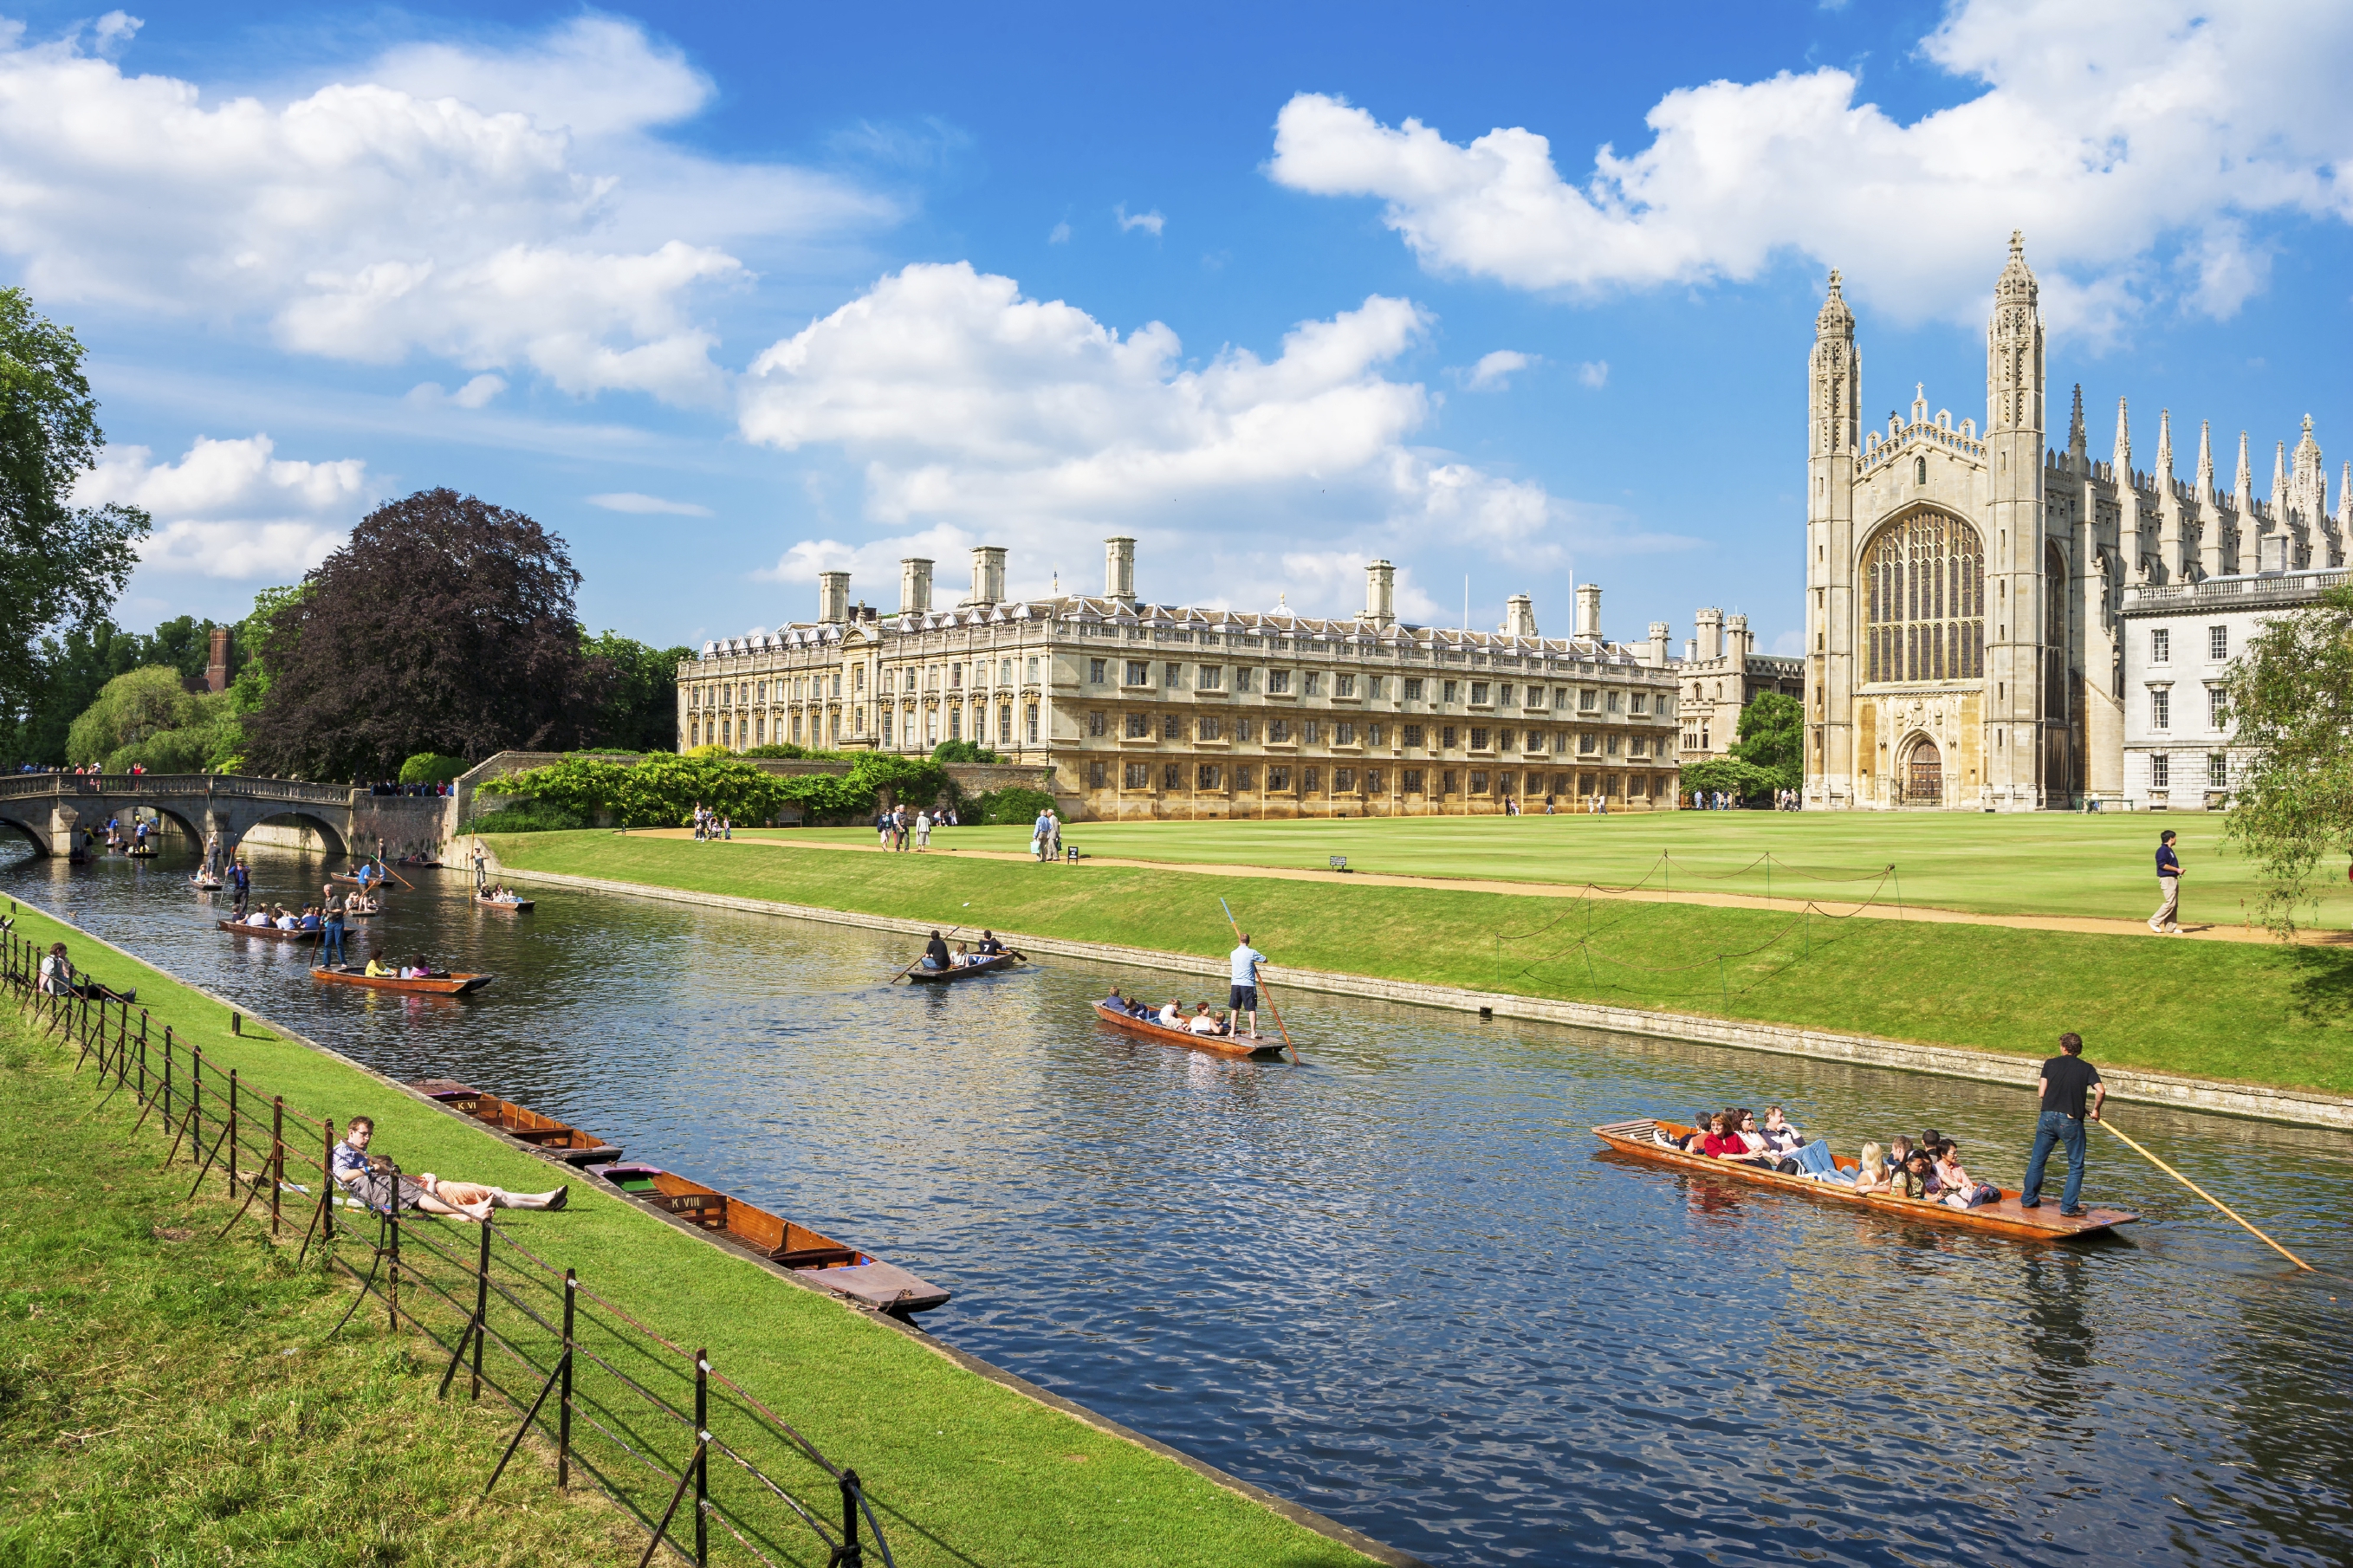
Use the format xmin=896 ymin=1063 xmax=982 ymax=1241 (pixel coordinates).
xmin=243 ymin=489 xmax=600 ymax=780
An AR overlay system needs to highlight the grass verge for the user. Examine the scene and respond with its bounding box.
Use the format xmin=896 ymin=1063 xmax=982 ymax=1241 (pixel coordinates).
xmin=0 ymin=894 xmax=1384 ymax=1568
xmin=489 ymin=831 xmax=2353 ymax=1098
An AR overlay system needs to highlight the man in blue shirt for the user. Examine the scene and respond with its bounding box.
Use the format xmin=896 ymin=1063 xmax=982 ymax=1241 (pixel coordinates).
xmin=2149 ymin=830 xmax=2183 ymax=935
xmin=1228 ymin=934 xmax=1267 ymax=1039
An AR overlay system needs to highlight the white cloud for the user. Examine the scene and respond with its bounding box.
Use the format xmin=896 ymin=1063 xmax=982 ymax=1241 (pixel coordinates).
xmin=0 ymin=16 xmax=892 ymax=402
xmin=1115 ymin=204 xmax=1166 ymax=236
xmin=737 ymin=262 xmax=1671 ymax=616
xmin=1463 ymin=349 xmax=1532 ymax=391
xmin=1047 ymin=220 xmax=1072 ymax=245
xmin=588 ymin=491 xmax=715 ymax=516
xmin=77 ymin=434 xmax=374 ymax=580
xmin=1267 ymin=0 xmax=2353 ymax=329
xmin=1576 ymin=360 xmax=1608 ymax=389
xmin=405 ymin=373 xmax=509 ymax=409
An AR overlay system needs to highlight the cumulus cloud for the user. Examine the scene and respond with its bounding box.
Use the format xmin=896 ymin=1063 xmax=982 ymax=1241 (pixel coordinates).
xmin=77 ymin=434 xmax=374 ymax=580
xmin=1267 ymin=0 xmax=2353 ymax=329
xmin=0 ymin=16 xmax=891 ymax=402
xmin=1462 ymin=349 xmax=1532 ymax=391
xmin=588 ymin=491 xmax=714 ymax=515
xmin=1576 ymin=360 xmax=1608 ymax=389
xmin=736 ymin=262 xmax=1677 ymax=615
xmin=1115 ymin=204 xmax=1166 ymax=236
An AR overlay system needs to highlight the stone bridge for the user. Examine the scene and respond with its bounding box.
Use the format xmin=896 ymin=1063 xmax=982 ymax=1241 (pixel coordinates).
xmin=0 ymin=774 xmax=451 ymax=861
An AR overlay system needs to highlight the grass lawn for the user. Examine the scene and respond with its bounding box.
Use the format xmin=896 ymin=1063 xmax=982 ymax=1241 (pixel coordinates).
xmin=0 ymin=897 xmax=1383 ymax=1568
xmin=747 ymin=811 xmax=2353 ymax=928
xmin=491 ymin=831 xmax=2353 ymax=1098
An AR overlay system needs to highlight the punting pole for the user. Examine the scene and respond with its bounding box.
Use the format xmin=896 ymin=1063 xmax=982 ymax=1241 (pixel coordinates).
xmin=2102 ymin=1118 xmax=2314 ymax=1272
xmin=1219 ymin=897 xmax=1297 ymax=1063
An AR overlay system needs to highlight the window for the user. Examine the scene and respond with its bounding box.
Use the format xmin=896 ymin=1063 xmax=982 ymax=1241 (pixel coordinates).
xmin=1863 ymin=509 xmax=1986 ymax=682
xmin=1370 ymin=677 xmax=1385 ymax=698
xmin=1001 ymin=658 xmax=1014 ymax=685
xmin=1270 ymin=718 xmax=1290 ymax=742
xmin=1441 ymin=724 xmax=1456 ymax=748
xmin=2208 ymin=625 xmax=2228 ymax=661
xmin=1630 ymin=693 xmax=1649 ymax=716
xmin=1235 ymin=667 xmax=1255 ymax=692
xmin=1579 ymin=689 xmax=1598 ymax=710
xmin=881 ymin=711 xmax=892 ymax=745
xmin=2151 ymin=689 xmax=2170 ymax=729
xmin=1125 ymin=660 xmax=1151 ymax=685
xmin=1198 ymin=664 xmax=1222 ymax=690
xmin=755 ymin=716 xmax=767 ymax=742
xmin=1302 ymin=767 xmax=1319 ymax=791
xmin=1235 ymin=765 xmax=1254 ymax=789
xmin=1524 ymin=685 xmax=1540 ymax=707
xmin=1403 ymin=769 xmax=1424 ymax=794
xmin=1630 ymin=737 xmax=1647 ymax=757
xmin=1405 ymin=678 xmax=1424 ymax=701
xmin=1578 ymin=773 xmax=1596 ymax=795
xmin=688 ymin=720 xmax=699 ymax=746
xmin=1368 ymin=722 xmax=1384 ymax=746
xmin=1269 ymin=669 xmax=1292 ymax=694
xmin=1164 ymin=661 xmax=1183 ymax=689
xmin=950 ymin=705 xmax=963 ymax=741
xmin=1268 ymin=767 xmax=1291 ymax=791
xmin=1302 ymin=719 xmax=1321 ymax=744
xmin=1607 ymin=690 xmax=1624 ymax=713
xmin=1365 ymin=770 xmax=1384 ymax=793
xmin=2150 ymin=753 xmax=2170 ymax=788
xmin=1498 ymin=684 xmax=1514 ymax=705
xmin=1089 ymin=761 xmax=1107 ymax=788
xmin=2149 ymin=629 xmax=2170 ymax=664
xmin=1403 ymin=724 xmax=1424 ymax=748
xmin=1164 ymin=714 xmax=1183 ymax=740
xmin=1335 ymin=722 xmax=1355 ymax=745
xmin=1442 ymin=769 xmax=1458 ymax=794
xmin=1303 ymin=671 xmax=1322 ymax=696
xmin=1090 ymin=658 xmax=1107 ymax=684
xmin=1163 ymin=763 xmax=1183 ymax=790
xmin=1125 ymin=762 xmax=1151 ymax=789
xmin=833 ymin=673 xmax=842 ymax=697
xmin=1235 ymin=716 xmax=1255 ymax=741
xmin=2208 ymin=687 xmax=2227 ymax=729
xmin=1026 ymin=657 xmax=1040 ymax=682
xmin=855 ymin=665 xmax=865 ymax=691
xmin=1552 ymin=774 xmax=1570 ymax=795
xmin=1198 ymin=765 xmax=1222 ymax=790
xmin=1442 ymin=680 xmax=1458 ymax=703
xmin=1088 ymin=709 xmax=1105 ymax=736
xmin=1199 ymin=715 xmax=1222 ymax=741
xmin=1579 ymin=732 xmax=1598 ymax=754
xmin=1469 ymin=727 xmax=1490 ymax=751
xmin=1471 ymin=682 xmax=1490 ymax=704
xmin=1469 ymin=771 xmax=1489 ymax=794
xmin=1336 ymin=674 xmax=1356 ymax=697
xmin=882 ymin=669 xmax=896 ymax=694
xmin=1334 ymin=768 xmax=1355 ymax=792
xmin=1630 ymin=775 xmax=1649 ymax=798
xmin=1125 ymin=712 xmax=1150 ymax=738
xmin=2208 ymin=753 xmax=2229 ymax=788
xmin=1605 ymin=735 xmax=1622 ymax=755
xmin=950 ymin=663 xmax=963 ymax=688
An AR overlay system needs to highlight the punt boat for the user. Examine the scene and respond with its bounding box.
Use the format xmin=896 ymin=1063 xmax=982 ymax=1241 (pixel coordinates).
xmin=407 ymin=1079 xmax=622 ymax=1165
xmin=190 ymin=874 xmax=223 ymax=892
xmin=217 ymin=918 xmax=321 ymax=943
xmin=904 ymin=952 xmax=1018 ymax=983
xmin=1092 ymin=1000 xmax=1288 ymax=1059
xmin=1592 ymin=1118 xmax=2138 ymax=1241
xmin=592 ymin=1162 xmax=950 ymax=1317
xmin=314 ymin=966 xmax=493 ymax=995
xmin=476 ymin=895 xmax=536 ymax=912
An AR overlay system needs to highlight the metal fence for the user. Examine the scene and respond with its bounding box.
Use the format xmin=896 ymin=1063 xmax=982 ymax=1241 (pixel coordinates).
xmin=3 ymin=929 xmax=892 ymax=1567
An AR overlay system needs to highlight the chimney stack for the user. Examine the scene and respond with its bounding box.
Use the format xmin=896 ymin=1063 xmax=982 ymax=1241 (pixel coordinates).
xmin=818 ymin=571 xmax=851 ymax=625
xmin=899 ymin=557 xmax=934 ymax=615
xmin=1695 ymin=606 xmax=1724 ymax=661
xmin=1574 ymin=583 xmax=1603 ymax=642
xmin=1363 ymin=559 xmax=1397 ymax=626
xmin=967 ymin=546 xmax=1007 ymax=606
xmin=1645 ymin=620 xmax=1671 ymax=668
xmin=1105 ymin=536 xmax=1137 ymax=602
xmin=2258 ymin=531 xmax=2290 ymax=574
xmin=1502 ymin=593 xmax=1538 ymax=638
xmin=204 ymin=625 xmax=230 ymax=693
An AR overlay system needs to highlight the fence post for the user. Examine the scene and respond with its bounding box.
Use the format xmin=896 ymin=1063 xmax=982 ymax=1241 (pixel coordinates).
xmin=190 ymin=1046 xmax=203 ymax=1158
xmin=839 ymin=1469 xmax=864 ymax=1567
xmin=270 ymin=1097 xmax=285 ymax=1238
xmin=136 ymin=1011 xmax=148 ymax=1105
xmin=227 ymin=1070 xmax=239 ymax=1196
xmin=559 ymin=1269 xmax=575 ymax=1489
xmin=695 ymin=1348 xmax=710 ymax=1568
xmin=161 ymin=1027 xmax=173 ymax=1126
xmin=470 ymin=1221 xmax=491 ymax=1400
xmin=115 ymin=997 xmax=128 ymax=1085
xmin=321 ymin=1119 xmax=336 ymax=1245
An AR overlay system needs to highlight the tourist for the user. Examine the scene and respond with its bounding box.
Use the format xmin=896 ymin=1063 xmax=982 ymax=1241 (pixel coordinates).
xmin=976 ymin=930 xmax=1005 ymax=956
xmin=1032 ymin=807 xmax=1053 ymax=862
xmin=722 ymin=815 xmax=733 ymax=840
xmin=950 ymin=940 xmax=971 ymax=967
xmin=2150 ymin=829 xmax=2184 ymax=935
xmin=1886 ymin=1134 xmax=1917 ymax=1175
xmin=1734 ymin=1109 xmax=1773 ymax=1160
xmin=2020 ymin=1031 xmax=2105 ymax=1216
xmin=274 ymin=904 xmax=299 ymax=930
xmin=321 ymin=885 xmax=347 ymax=969
xmin=1228 ymin=931 xmax=1267 ymax=1038
xmin=1760 ymin=1106 xmax=1804 ymax=1155
xmin=876 ymin=810 xmax=892 ymax=849
xmin=331 ymin=1116 xmax=567 ymax=1221
xmin=1157 ymin=997 xmax=1183 ymax=1027
xmin=1890 ymin=1150 xmax=1934 ymax=1201
xmin=365 ymin=955 xmax=392 ymax=977
xmin=894 ymin=806 xmax=911 ymax=852
xmin=1851 ymin=1142 xmax=1891 ymax=1194
xmin=1701 ymin=1112 xmax=1766 ymax=1165
xmin=1188 ymin=1002 xmax=1222 ymax=1035
xmin=1935 ymin=1141 xmax=2000 ymax=1209
xmin=36 ymin=942 xmax=73 ymax=996
xmin=1104 ymin=985 xmax=1128 ymax=1009
xmin=921 ymin=929 xmax=951 ymax=970
xmin=298 ymin=904 xmax=321 ymax=931
xmin=915 ymin=810 xmax=932 ymax=850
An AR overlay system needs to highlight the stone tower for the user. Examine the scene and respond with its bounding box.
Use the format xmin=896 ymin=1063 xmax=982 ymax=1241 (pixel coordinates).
xmin=1983 ymin=231 xmax=2049 ymax=807
xmin=1803 ymin=269 xmax=1859 ymax=802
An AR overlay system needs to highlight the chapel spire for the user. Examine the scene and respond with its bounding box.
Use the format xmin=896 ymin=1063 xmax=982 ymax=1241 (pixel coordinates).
xmin=2155 ymin=410 xmax=2174 ymax=482
xmin=1986 ymin=232 xmax=2043 ymax=433
xmin=2234 ymin=430 xmax=2253 ymax=514
xmin=2195 ymin=419 xmax=2214 ymax=496
xmin=2112 ymin=398 xmax=2130 ymax=476
xmin=1809 ymin=269 xmax=1857 ymax=458
xmin=2068 ymin=383 xmax=2085 ymax=457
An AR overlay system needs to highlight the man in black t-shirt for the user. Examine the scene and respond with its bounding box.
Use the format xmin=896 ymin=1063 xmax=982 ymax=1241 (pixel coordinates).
xmin=2020 ymin=1031 xmax=2106 ymax=1215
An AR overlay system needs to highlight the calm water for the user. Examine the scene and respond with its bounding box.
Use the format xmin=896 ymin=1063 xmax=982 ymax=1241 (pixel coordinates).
xmin=7 ymin=840 xmax=2351 ymax=1566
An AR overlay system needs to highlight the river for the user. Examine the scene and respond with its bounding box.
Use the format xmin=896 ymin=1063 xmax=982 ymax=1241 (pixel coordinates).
xmin=5 ymin=839 xmax=2350 ymax=1566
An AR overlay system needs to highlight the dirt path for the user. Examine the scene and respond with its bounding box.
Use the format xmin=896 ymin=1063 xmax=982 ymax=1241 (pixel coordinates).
xmin=623 ymin=828 xmax=2339 ymax=946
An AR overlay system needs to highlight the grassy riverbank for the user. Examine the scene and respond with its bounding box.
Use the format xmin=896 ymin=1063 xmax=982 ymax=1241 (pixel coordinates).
xmin=748 ymin=811 xmax=2352 ymax=927
xmin=0 ymin=1005 xmax=632 ymax=1565
xmin=488 ymin=832 xmax=2353 ymax=1096
xmin=0 ymin=897 xmax=1384 ymax=1567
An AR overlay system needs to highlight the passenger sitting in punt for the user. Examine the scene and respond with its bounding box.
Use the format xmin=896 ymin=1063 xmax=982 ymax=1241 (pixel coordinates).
xmin=1187 ymin=1003 xmax=1229 ymax=1036
xmin=299 ymin=905 xmax=322 ymax=931
xmin=1157 ymin=998 xmax=1183 ymax=1027
xmin=1758 ymin=1106 xmax=1804 ymax=1156
xmin=976 ymin=930 xmax=1006 ymax=956
xmin=1890 ymin=1150 xmax=1935 ymax=1201
xmin=274 ymin=905 xmax=300 ymax=930
xmin=1850 ymin=1142 xmax=1892 ymax=1195
xmin=920 ymin=930 xmax=951 ymax=970
xmin=1700 ymin=1112 xmax=1773 ymax=1165
xmin=951 ymin=941 xmax=972 ymax=968
xmin=399 ymin=954 xmax=450 ymax=980
xmin=1933 ymin=1140 xmax=2000 ymax=1208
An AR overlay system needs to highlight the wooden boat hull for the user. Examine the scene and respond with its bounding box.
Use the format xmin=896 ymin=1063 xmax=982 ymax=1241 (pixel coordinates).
xmin=1593 ymin=1118 xmax=2137 ymax=1241
xmin=904 ymin=952 xmax=1017 ymax=983
xmin=217 ymin=919 xmax=321 ymax=943
xmin=190 ymin=877 xmax=223 ymax=891
xmin=314 ymin=966 xmax=493 ymax=995
xmin=405 ymin=1079 xmax=622 ymax=1165
xmin=592 ymin=1163 xmax=950 ymax=1315
xmin=476 ymin=897 xmax=535 ymax=912
xmin=1093 ymin=1001 xmax=1287 ymax=1059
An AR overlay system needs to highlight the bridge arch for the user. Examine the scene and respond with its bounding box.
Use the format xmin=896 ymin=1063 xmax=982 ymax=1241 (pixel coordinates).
xmin=0 ymin=807 xmax=49 ymax=855
xmin=243 ymin=809 xmax=350 ymax=859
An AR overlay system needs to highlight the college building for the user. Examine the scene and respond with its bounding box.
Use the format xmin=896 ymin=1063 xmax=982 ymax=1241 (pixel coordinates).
xmin=679 ymin=542 xmax=1683 ymax=819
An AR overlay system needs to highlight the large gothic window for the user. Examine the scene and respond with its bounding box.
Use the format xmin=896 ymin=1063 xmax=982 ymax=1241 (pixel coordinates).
xmin=1863 ymin=509 xmax=1985 ymax=684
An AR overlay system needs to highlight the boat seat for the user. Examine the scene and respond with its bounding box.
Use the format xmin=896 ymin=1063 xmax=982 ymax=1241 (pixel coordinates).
xmin=806 ymin=1260 xmax=950 ymax=1314
xmin=777 ymin=1246 xmax=864 ymax=1269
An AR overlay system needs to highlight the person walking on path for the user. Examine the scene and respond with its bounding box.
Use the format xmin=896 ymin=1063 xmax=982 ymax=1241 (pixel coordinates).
xmin=1048 ymin=810 xmax=1063 ymax=861
xmin=914 ymin=809 xmax=932 ymax=851
xmin=2020 ymin=1031 xmax=2106 ymax=1216
xmin=1032 ymin=807 xmax=1053 ymax=862
xmin=1228 ymin=932 xmax=1267 ymax=1039
xmin=2150 ymin=830 xmax=2184 ymax=934
xmin=319 ymin=884 xmax=348 ymax=969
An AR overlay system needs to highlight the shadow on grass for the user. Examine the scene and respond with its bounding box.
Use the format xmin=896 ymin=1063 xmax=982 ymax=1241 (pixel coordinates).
xmin=2283 ymin=943 xmax=2353 ymax=1022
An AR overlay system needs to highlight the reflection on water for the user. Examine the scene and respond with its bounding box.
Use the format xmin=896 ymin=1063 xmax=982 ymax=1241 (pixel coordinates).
xmin=7 ymin=840 xmax=2352 ymax=1566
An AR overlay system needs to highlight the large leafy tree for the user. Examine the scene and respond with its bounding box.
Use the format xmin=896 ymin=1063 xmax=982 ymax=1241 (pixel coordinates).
xmin=243 ymin=489 xmax=597 ymax=779
xmin=1729 ymin=690 xmax=1804 ymax=790
xmin=2224 ymin=582 xmax=2353 ymax=936
xmin=0 ymin=288 xmax=151 ymax=742
xmin=582 ymin=629 xmax=693 ymax=752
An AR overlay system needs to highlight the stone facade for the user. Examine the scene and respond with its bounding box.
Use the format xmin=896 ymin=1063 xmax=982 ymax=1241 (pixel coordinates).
xmin=1805 ymin=233 xmax=2349 ymax=810
xmin=1676 ymin=609 xmax=1804 ymax=762
xmin=681 ymin=546 xmax=1682 ymax=820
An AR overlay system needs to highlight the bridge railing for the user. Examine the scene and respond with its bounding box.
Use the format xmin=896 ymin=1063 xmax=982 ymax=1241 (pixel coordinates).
xmin=0 ymin=774 xmax=353 ymax=807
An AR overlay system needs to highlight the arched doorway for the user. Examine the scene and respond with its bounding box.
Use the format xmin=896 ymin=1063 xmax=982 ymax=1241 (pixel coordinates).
xmin=1902 ymin=738 xmax=1943 ymax=806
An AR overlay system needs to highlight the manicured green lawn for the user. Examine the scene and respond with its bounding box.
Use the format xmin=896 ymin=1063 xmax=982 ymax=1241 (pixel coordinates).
xmin=749 ymin=810 xmax=2350 ymax=927
xmin=492 ymin=832 xmax=2353 ymax=1097
xmin=0 ymin=897 xmax=1381 ymax=1568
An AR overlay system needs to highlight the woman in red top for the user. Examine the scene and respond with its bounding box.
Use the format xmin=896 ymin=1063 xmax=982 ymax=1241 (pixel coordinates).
xmin=1700 ymin=1112 xmax=1766 ymax=1163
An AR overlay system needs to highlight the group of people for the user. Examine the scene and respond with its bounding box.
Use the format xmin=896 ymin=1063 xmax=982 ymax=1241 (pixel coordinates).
xmin=691 ymin=804 xmax=733 ymax=840
xmin=1029 ymin=808 xmax=1063 ymax=861
xmin=917 ymin=929 xmax=1007 ymax=969
xmin=1102 ymin=987 xmax=1245 ymax=1038
xmin=363 ymin=780 xmax=452 ymax=797
xmin=358 ymin=954 xmax=452 ymax=980
xmin=477 ymin=883 xmax=526 ymax=905
xmin=875 ymin=804 xmax=950 ymax=851
xmin=1535 ymin=795 xmax=1617 ymax=814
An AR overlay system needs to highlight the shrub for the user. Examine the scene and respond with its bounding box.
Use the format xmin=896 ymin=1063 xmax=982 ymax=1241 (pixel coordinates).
xmin=399 ymin=752 xmax=470 ymax=786
xmin=1679 ymin=756 xmax=1781 ymax=804
xmin=969 ymin=785 xmax=1054 ymax=825
xmin=466 ymin=800 xmax=587 ymax=833
xmin=930 ymin=740 xmax=1000 ymax=763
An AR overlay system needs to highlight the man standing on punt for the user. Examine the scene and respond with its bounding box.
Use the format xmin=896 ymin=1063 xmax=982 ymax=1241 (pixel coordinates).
xmin=2020 ymin=1031 xmax=2106 ymax=1216
xmin=1228 ymin=932 xmax=1267 ymax=1040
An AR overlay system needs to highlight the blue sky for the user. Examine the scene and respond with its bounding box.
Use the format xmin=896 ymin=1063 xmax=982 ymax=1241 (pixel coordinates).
xmin=12 ymin=0 xmax=2350 ymax=656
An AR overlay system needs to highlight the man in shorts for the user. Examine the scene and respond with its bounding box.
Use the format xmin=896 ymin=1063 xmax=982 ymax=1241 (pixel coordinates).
xmin=1228 ymin=933 xmax=1267 ymax=1039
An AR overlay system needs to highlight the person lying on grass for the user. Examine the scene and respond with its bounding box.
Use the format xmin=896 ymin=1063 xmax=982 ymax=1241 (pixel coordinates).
xmin=329 ymin=1116 xmax=567 ymax=1222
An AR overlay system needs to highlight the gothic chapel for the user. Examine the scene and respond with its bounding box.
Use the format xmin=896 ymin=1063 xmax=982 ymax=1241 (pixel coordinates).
xmin=1803 ymin=233 xmax=2347 ymax=810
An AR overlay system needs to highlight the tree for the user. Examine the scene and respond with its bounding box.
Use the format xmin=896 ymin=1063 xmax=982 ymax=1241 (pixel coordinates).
xmin=1728 ymin=690 xmax=1803 ymax=791
xmin=582 ymin=630 xmax=693 ymax=752
xmin=243 ymin=490 xmax=597 ymax=779
xmin=0 ymin=288 xmax=152 ymax=739
xmin=1680 ymin=756 xmax=1779 ymax=804
xmin=64 ymin=666 xmax=238 ymax=774
xmin=2224 ymin=582 xmax=2353 ymax=936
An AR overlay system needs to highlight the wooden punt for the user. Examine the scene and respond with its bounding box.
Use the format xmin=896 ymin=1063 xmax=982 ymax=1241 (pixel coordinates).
xmin=190 ymin=875 xmax=223 ymax=891
xmin=1092 ymin=1000 xmax=1287 ymax=1059
xmin=475 ymin=896 xmax=536 ymax=912
xmin=404 ymin=1079 xmax=624 ymax=1166
xmin=904 ymin=952 xmax=1018 ymax=983
xmin=1593 ymin=1118 xmax=2138 ymax=1241
xmin=592 ymin=1162 xmax=950 ymax=1317
xmin=217 ymin=918 xmax=321 ymax=943
xmin=313 ymin=965 xmax=493 ymax=995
